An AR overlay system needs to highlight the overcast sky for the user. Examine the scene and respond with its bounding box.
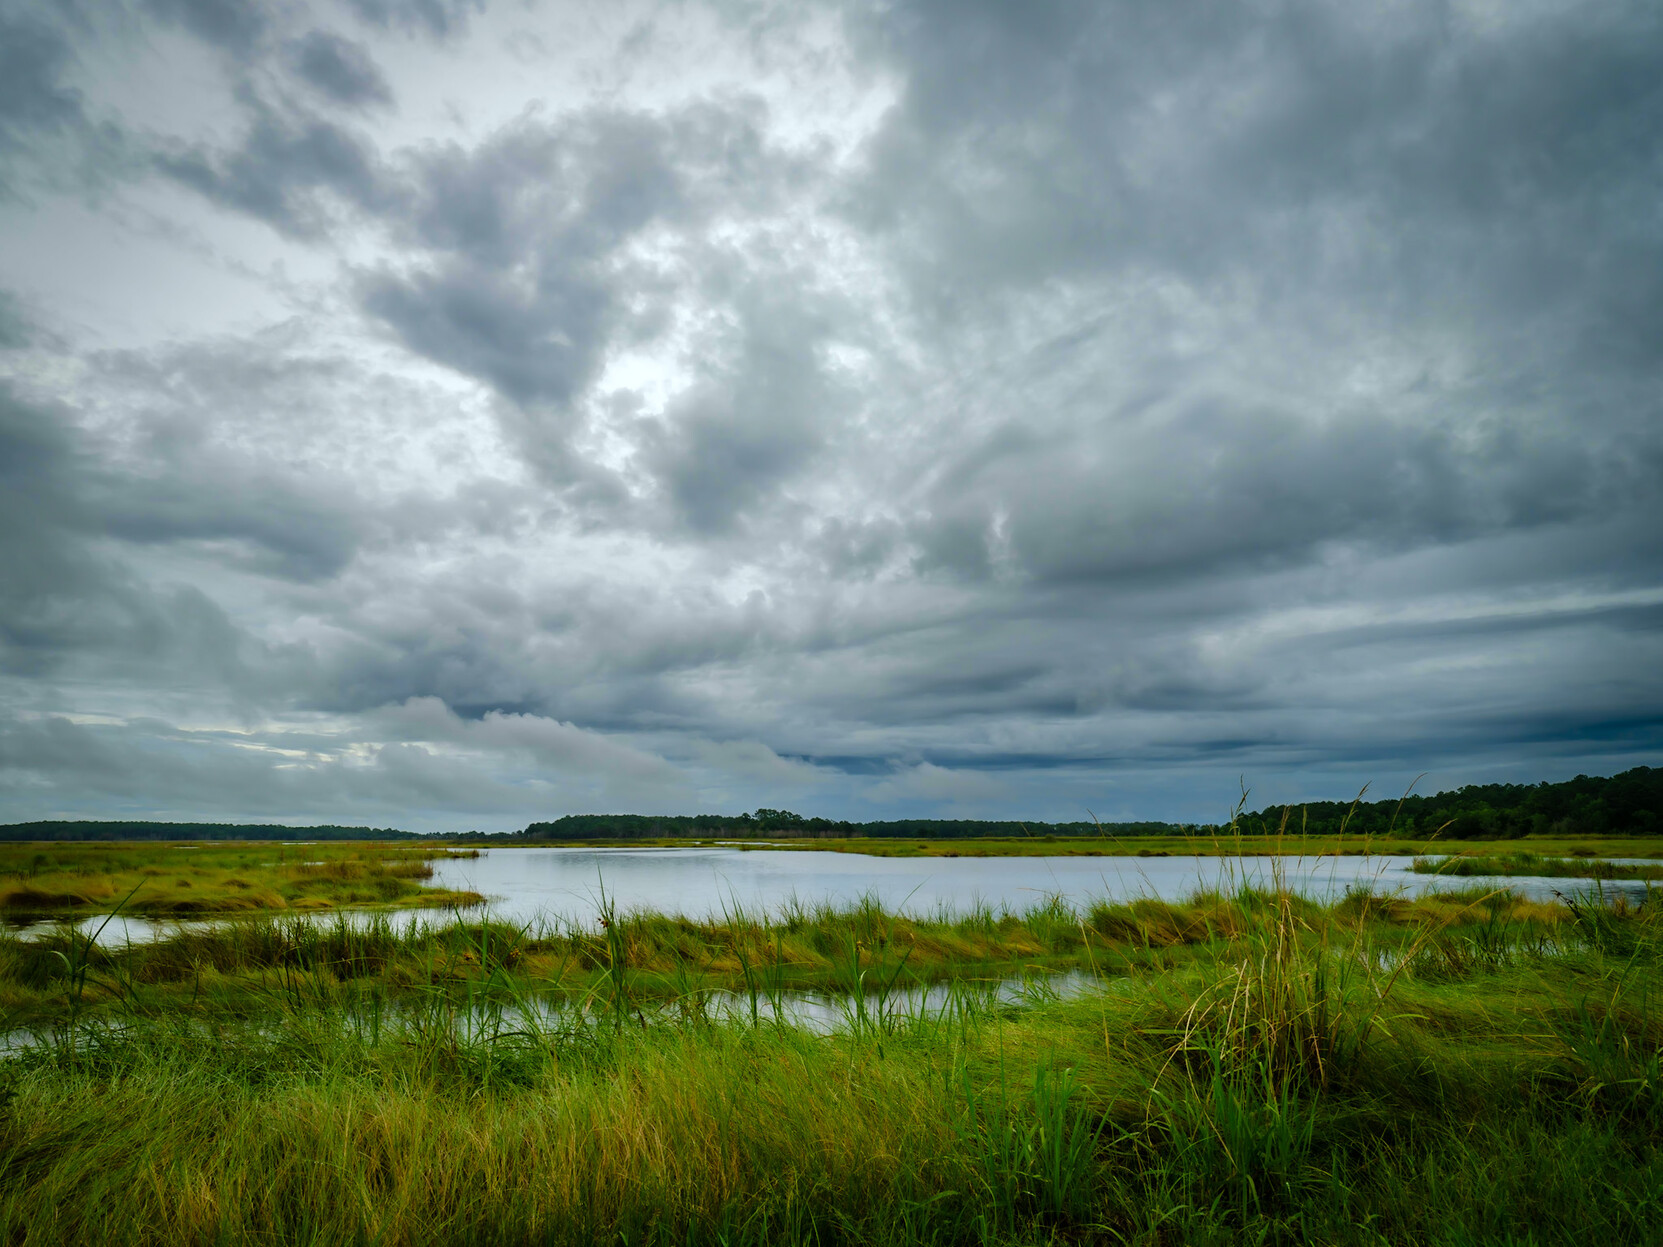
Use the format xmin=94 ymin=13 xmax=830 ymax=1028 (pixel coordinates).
xmin=1 ymin=0 xmax=1660 ymax=832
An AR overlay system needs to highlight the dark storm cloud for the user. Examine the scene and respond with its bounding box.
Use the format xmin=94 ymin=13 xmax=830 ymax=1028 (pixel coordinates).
xmin=907 ymin=400 xmax=1663 ymax=587
xmin=285 ymin=30 xmax=394 ymax=110
xmin=75 ymin=342 xmax=384 ymax=580
xmin=0 ymin=290 xmax=36 ymax=349
xmin=342 ymin=0 xmax=484 ymax=42
xmin=140 ymin=0 xmax=268 ymax=57
xmin=851 ymin=0 xmax=1663 ymax=297
xmin=155 ymin=100 xmax=395 ymax=237
xmin=359 ymin=111 xmax=687 ymax=414
xmin=359 ymin=101 xmax=808 ymax=499
xmin=638 ymin=289 xmax=844 ymax=534
xmin=0 ymin=385 xmax=292 ymax=689
xmin=3 ymin=0 xmax=1662 ymax=827
xmin=0 ymin=7 xmax=130 ymax=196
xmin=0 ymin=13 xmax=83 ymax=154
xmin=0 ymin=316 xmax=557 ymax=730
xmin=835 ymin=0 xmax=1663 ymax=596
xmin=0 ymin=387 xmax=98 ymax=673
xmin=846 ymin=0 xmax=1663 ymax=413
xmin=0 ymin=354 xmax=396 ymax=691
xmin=0 ymin=329 xmax=613 ymax=739
xmin=296 ymin=569 xmax=778 ymax=723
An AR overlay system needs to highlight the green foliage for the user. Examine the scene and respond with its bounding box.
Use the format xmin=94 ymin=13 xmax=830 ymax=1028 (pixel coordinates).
xmin=1413 ymin=853 xmax=1663 ymax=881
xmin=1243 ymin=765 xmax=1663 ymax=841
xmin=518 ymin=766 xmax=1663 ymax=844
xmin=516 ymin=812 xmax=1200 ymax=842
xmin=0 ymin=842 xmax=481 ymax=919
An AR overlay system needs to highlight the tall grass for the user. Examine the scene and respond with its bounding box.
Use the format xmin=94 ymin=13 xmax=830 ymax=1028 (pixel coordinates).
xmin=0 ymin=842 xmax=483 ymax=918
xmin=1414 ymin=852 xmax=1663 ymax=881
xmin=0 ymin=880 xmax=1659 ymax=1244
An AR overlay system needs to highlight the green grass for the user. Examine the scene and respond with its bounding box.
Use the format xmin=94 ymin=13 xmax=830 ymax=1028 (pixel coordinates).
xmin=0 ymin=896 xmax=1163 ymax=1024
xmin=1413 ymin=852 xmax=1663 ymax=881
xmin=0 ymin=881 xmax=1659 ymax=1244
xmin=0 ymin=842 xmax=484 ymax=918
xmin=0 ymin=886 xmax=1571 ymax=1026
xmin=6 ymin=837 xmax=1661 ymax=932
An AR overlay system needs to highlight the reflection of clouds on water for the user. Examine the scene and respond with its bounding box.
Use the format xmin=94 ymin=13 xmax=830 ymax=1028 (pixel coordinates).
xmin=12 ymin=849 xmax=1652 ymax=946
xmin=426 ymin=848 xmax=1649 ymax=928
xmin=0 ymin=969 xmax=1116 ymax=1056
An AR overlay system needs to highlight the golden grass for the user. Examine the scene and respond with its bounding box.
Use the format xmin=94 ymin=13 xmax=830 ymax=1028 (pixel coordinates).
xmin=0 ymin=841 xmax=483 ymax=917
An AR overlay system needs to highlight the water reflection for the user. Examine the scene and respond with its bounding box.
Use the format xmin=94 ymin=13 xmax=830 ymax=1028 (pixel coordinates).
xmin=685 ymin=968 xmax=1105 ymax=1034
xmin=419 ymin=846 xmax=1651 ymax=926
xmin=0 ymin=968 xmax=1108 ymax=1054
xmin=7 ymin=847 xmax=1652 ymax=946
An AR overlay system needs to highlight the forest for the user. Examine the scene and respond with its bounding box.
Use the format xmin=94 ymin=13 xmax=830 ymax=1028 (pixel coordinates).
xmin=1234 ymin=765 xmax=1662 ymax=841
xmin=2 ymin=766 xmax=1657 ymax=843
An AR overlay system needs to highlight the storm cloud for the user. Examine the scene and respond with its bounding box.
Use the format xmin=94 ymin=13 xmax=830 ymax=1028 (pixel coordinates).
xmin=286 ymin=31 xmax=395 ymax=111
xmin=0 ymin=0 xmax=1659 ymax=832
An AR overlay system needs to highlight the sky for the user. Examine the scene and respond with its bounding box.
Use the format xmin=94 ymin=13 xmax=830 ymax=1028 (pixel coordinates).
xmin=1 ymin=0 xmax=1660 ymax=833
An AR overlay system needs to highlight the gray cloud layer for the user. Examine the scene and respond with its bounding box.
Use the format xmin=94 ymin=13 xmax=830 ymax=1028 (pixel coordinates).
xmin=1 ymin=0 xmax=1659 ymax=830
xmin=286 ymin=31 xmax=395 ymax=110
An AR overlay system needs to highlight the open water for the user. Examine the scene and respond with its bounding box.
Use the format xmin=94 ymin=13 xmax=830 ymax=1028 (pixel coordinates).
xmin=13 ymin=846 xmax=1652 ymax=945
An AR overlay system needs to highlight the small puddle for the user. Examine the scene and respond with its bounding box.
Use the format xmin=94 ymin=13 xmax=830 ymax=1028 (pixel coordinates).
xmin=0 ymin=968 xmax=1109 ymax=1055
xmin=636 ymin=967 xmax=1106 ymax=1034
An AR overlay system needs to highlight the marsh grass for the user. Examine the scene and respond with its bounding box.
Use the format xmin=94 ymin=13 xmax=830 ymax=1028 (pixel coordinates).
xmin=0 ymin=863 xmax=1659 ymax=1244
xmin=5 ymin=794 xmax=1659 ymax=1246
xmin=0 ymin=842 xmax=484 ymax=919
xmin=1414 ymin=852 xmax=1663 ymax=881
xmin=0 ymin=878 xmax=1572 ymax=1029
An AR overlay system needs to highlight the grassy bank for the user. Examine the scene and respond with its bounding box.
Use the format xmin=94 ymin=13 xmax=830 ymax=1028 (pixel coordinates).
xmin=0 ymin=884 xmax=1569 ymax=1026
xmin=6 ymin=837 xmax=1661 ymax=934
xmin=0 ymin=842 xmax=484 ymax=920
xmin=1413 ymin=851 xmax=1663 ymax=881
xmin=0 ymin=883 xmax=1659 ymax=1244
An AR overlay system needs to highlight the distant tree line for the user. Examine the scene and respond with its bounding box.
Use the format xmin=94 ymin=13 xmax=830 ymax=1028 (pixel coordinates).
xmin=1234 ymin=766 xmax=1662 ymax=840
xmin=0 ymin=822 xmax=418 ymax=843
xmin=510 ymin=811 xmax=1198 ymax=842
xmin=2 ymin=767 xmax=1656 ymax=842
xmin=512 ymin=768 xmax=1662 ymax=843
xmin=515 ymin=811 xmax=849 ymax=840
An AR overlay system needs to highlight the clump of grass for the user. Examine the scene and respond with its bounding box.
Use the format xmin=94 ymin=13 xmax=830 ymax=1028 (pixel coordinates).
xmin=1414 ymin=852 xmax=1663 ymax=881
xmin=0 ymin=842 xmax=483 ymax=918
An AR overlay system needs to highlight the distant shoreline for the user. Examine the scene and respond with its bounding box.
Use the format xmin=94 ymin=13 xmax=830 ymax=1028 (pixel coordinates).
xmin=2 ymin=763 xmax=1657 ymax=845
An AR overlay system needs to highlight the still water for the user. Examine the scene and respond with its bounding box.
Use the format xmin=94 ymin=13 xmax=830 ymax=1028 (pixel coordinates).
xmin=417 ymin=845 xmax=1646 ymax=928
xmin=427 ymin=846 xmax=1428 ymax=925
xmin=20 ymin=846 xmax=1648 ymax=946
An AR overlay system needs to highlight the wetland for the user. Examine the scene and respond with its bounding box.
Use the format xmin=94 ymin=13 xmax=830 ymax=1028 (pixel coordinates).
xmin=0 ymin=834 xmax=1659 ymax=1244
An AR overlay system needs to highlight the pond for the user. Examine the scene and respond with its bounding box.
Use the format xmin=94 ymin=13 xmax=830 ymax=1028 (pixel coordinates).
xmin=413 ymin=846 xmax=1643 ymax=928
